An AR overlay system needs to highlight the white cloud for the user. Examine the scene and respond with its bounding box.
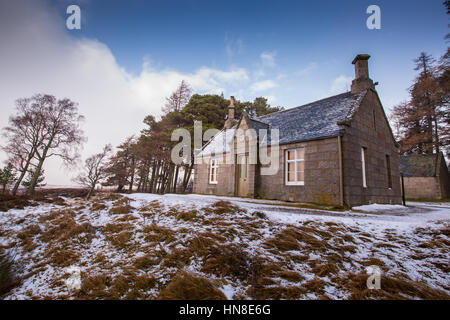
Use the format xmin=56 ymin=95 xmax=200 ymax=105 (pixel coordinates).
xmin=329 ymin=75 xmax=352 ymax=94
xmin=260 ymin=51 xmax=276 ymax=67
xmin=250 ymin=80 xmax=278 ymax=92
xmin=0 ymin=0 xmax=250 ymax=185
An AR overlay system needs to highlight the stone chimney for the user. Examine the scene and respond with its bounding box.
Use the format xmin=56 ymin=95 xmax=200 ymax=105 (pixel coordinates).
xmin=351 ymin=54 xmax=374 ymax=94
xmin=224 ymin=96 xmax=236 ymax=129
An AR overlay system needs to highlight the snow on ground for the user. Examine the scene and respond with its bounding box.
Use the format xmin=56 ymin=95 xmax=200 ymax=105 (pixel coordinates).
xmin=0 ymin=193 xmax=449 ymax=300
xmin=352 ymin=203 xmax=407 ymax=212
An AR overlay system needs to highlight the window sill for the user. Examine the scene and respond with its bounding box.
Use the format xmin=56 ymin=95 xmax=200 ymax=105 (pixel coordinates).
xmin=209 ymin=181 xmax=218 ymax=185
xmin=286 ymin=182 xmax=305 ymax=186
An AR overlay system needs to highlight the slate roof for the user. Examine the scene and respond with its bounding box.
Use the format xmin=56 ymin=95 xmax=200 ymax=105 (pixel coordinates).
xmin=399 ymin=154 xmax=439 ymax=177
xmin=253 ymin=90 xmax=367 ymax=145
xmin=198 ymin=90 xmax=368 ymax=156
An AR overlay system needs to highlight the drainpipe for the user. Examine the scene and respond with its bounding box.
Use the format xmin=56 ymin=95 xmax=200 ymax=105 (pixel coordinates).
xmin=338 ymin=135 xmax=344 ymax=207
xmin=401 ymin=173 xmax=406 ymax=206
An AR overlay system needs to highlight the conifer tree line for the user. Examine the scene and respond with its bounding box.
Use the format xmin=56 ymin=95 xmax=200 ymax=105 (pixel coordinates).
xmin=390 ymin=1 xmax=450 ymax=157
xmin=99 ymin=81 xmax=282 ymax=197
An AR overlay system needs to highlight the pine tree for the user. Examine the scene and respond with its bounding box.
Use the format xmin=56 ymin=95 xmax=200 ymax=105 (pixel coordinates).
xmin=0 ymin=163 xmax=16 ymax=194
xmin=392 ymin=52 xmax=448 ymax=155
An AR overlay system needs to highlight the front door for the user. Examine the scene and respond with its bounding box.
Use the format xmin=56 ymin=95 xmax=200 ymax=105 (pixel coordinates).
xmin=237 ymin=154 xmax=248 ymax=197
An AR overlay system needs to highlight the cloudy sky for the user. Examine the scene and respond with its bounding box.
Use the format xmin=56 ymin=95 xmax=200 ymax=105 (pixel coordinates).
xmin=0 ymin=0 xmax=448 ymax=185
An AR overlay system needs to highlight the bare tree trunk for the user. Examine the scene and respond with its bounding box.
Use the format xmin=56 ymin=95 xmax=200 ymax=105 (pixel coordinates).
xmin=182 ymin=163 xmax=193 ymax=192
xmin=173 ymin=165 xmax=179 ymax=193
xmin=27 ymin=143 xmax=52 ymax=195
xmin=129 ymin=156 xmax=135 ymax=192
xmin=12 ymin=151 xmax=35 ymax=195
xmin=86 ymin=184 xmax=95 ymax=200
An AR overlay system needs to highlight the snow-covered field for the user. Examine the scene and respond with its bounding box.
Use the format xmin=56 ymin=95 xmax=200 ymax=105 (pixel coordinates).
xmin=0 ymin=193 xmax=449 ymax=300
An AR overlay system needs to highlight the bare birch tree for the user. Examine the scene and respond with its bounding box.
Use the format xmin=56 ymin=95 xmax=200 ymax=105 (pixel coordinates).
xmin=1 ymin=94 xmax=85 ymax=196
xmin=74 ymin=144 xmax=112 ymax=200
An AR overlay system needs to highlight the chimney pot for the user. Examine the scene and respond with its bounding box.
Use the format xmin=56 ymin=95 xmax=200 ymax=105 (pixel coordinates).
xmin=224 ymin=96 xmax=236 ymax=129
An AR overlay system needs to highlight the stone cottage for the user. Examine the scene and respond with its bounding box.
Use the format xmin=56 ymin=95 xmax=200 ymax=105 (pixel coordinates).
xmin=193 ymin=54 xmax=402 ymax=207
xmin=399 ymin=152 xmax=450 ymax=200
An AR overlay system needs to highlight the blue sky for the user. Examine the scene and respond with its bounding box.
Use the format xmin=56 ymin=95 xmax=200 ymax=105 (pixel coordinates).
xmin=60 ymin=0 xmax=449 ymax=108
xmin=0 ymin=0 xmax=448 ymax=185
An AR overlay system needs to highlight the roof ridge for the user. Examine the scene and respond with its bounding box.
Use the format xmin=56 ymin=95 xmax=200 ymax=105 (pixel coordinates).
xmin=256 ymin=91 xmax=352 ymax=120
xmin=248 ymin=118 xmax=269 ymax=125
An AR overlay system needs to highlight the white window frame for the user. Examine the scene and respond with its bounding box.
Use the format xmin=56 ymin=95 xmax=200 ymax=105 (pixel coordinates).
xmin=237 ymin=154 xmax=248 ymax=179
xmin=285 ymin=148 xmax=305 ymax=186
xmin=209 ymin=158 xmax=218 ymax=184
xmin=361 ymin=147 xmax=367 ymax=188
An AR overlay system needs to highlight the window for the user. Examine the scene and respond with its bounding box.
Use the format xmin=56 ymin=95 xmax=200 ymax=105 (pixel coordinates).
xmin=237 ymin=155 xmax=247 ymax=179
xmin=361 ymin=147 xmax=367 ymax=188
xmin=209 ymin=158 xmax=218 ymax=184
xmin=386 ymin=155 xmax=392 ymax=189
xmin=285 ymin=148 xmax=305 ymax=185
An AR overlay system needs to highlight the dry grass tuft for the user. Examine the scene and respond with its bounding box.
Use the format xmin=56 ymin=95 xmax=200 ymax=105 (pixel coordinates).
xmin=311 ymin=263 xmax=339 ymax=277
xmin=264 ymin=227 xmax=328 ymax=253
xmin=109 ymin=204 xmax=134 ymax=215
xmin=90 ymin=202 xmax=107 ymax=211
xmin=303 ymin=278 xmax=326 ymax=295
xmin=342 ymin=272 xmax=450 ymax=300
xmin=205 ymin=200 xmax=242 ymax=215
xmin=134 ymin=254 xmax=162 ymax=269
xmin=158 ymin=271 xmax=226 ymax=300
xmin=143 ymin=224 xmax=176 ymax=244
xmin=176 ymin=210 xmax=198 ymax=221
xmin=46 ymin=246 xmax=79 ymax=267
xmin=106 ymin=231 xmax=133 ymax=249
xmin=103 ymin=222 xmax=133 ymax=234
xmin=278 ymin=270 xmax=305 ymax=282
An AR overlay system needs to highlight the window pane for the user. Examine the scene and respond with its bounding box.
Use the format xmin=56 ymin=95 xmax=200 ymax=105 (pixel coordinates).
xmin=288 ymin=171 xmax=295 ymax=182
xmin=297 ymin=171 xmax=304 ymax=182
xmin=296 ymin=161 xmax=304 ymax=172
xmin=296 ymin=148 xmax=305 ymax=160
xmin=288 ymin=162 xmax=295 ymax=172
xmin=288 ymin=150 xmax=295 ymax=160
